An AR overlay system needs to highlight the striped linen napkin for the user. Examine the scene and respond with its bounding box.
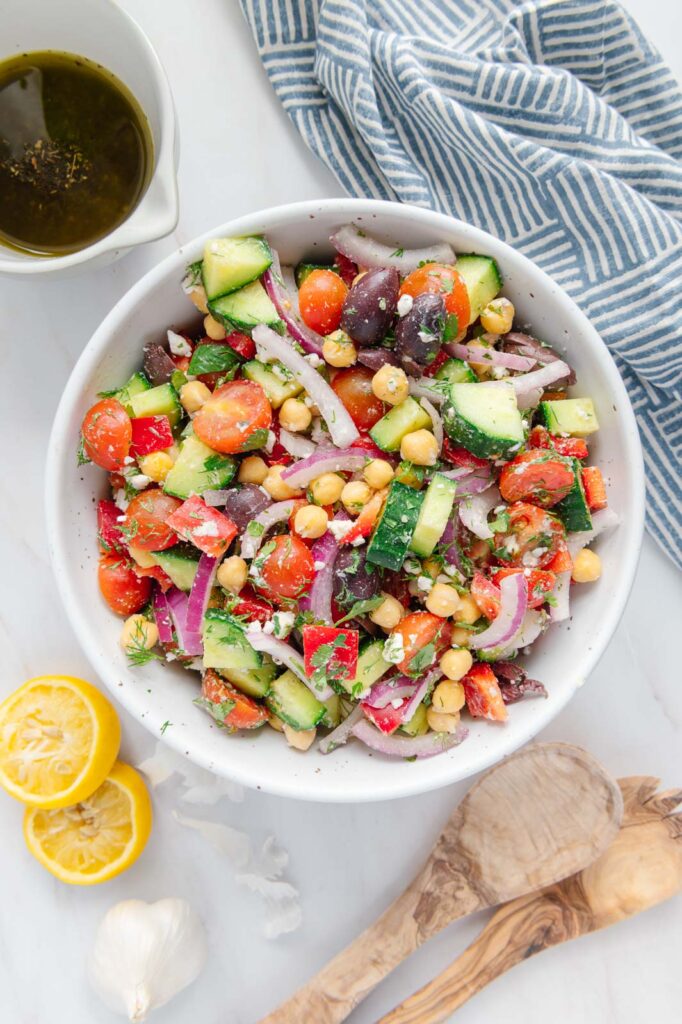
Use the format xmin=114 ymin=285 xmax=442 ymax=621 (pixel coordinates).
xmin=241 ymin=0 xmax=682 ymax=568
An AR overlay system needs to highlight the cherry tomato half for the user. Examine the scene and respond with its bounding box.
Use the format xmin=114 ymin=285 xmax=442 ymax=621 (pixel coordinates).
xmin=499 ymin=450 xmax=574 ymax=508
xmin=81 ymin=398 xmax=132 ymax=471
xmin=390 ymin=611 xmax=451 ymax=675
xmin=493 ymin=502 xmax=565 ymax=569
xmin=330 ymin=367 xmax=386 ymax=431
xmin=122 ymin=489 xmax=181 ymax=552
xmin=98 ymin=554 xmax=151 ymax=616
xmin=193 ymin=379 xmax=272 ymax=455
xmin=400 ymin=264 xmax=470 ymax=332
xmin=256 ymin=533 xmax=315 ymax=604
xmin=298 ymin=269 xmax=349 ymax=335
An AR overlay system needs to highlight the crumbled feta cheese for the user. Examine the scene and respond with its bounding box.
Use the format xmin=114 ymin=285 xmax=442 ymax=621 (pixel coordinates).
xmin=397 ymin=293 xmax=413 ymax=317
xmin=264 ymin=431 xmax=276 ymax=454
xmin=505 ymin=536 xmax=520 ymax=554
xmin=113 ymin=489 xmax=129 ymax=512
xmin=273 ymin=611 xmax=295 ymax=639
xmin=402 ymin=558 xmax=421 ymax=575
xmin=263 ymin=620 xmax=275 ymax=635
xmin=116 ymin=515 xmax=126 ymax=524
xmin=390 ymin=697 xmax=404 ymax=709
xmin=246 ymin=620 xmax=263 ymax=634
xmin=418 ymin=330 xmax=434 ymax=346
xmin=491 ymin=365 xmax=509 ymax=379
xmin=351 ymin=535 xmax=366 ymax=547
xmin=129 ymin=474 xmax=151 ymax=490
xmin=272 ymin=363 xmax=290 ymax=382
xmin=123 ymin=455 xmax=135 ymax=465
xmin=382 ymin=632 xmax=405 ymax=664
xmin=165 ymin=652 xmax=177 ymax=662
xmin=328 ymin=520 xmax=353 ymax=542
xmin=193 ymin=520 xmax=219 ymax=537
xmin=417 ymin=575 xmax=434 ymax=593
xmin=304 ymin=353 xmax=324 ymax=368
xmin=168 ymin=330 xmax=192 ymax=358
xmin=314 ymin=560 xmax=326 ymax=571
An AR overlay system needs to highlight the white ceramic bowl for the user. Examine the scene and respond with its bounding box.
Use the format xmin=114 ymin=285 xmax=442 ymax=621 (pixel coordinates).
xmin=0 ymin=0 xmax=178 ymax=276
xmin=46 ymin=199 xmax=644 ymax=802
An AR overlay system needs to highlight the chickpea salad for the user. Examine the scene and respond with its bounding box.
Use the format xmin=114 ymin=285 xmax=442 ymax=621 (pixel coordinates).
xmin=80 ymin=225 xmax=618 ymax=760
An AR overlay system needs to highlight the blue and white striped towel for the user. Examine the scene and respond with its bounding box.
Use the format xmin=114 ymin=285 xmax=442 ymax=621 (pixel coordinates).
xmin=241 ymin=0 xmax=682 ymax=568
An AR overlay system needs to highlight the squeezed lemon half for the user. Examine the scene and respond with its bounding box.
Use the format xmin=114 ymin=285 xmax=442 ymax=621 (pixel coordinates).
xmin=0 ymin=675 xmax=121 ymax=809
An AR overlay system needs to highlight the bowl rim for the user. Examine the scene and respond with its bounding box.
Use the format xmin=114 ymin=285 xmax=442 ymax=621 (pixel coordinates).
xmin=0 ymin=0 xmax=178 ymax=274
xmin=45 ymin=197 xmax=645 ymax=801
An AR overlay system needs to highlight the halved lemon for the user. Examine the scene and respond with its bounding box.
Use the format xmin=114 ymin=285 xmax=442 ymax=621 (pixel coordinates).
xmin=0 ymin=675 xmax=121 ymax=808
xmin=23 ymin=761 xmax=152 ymax=885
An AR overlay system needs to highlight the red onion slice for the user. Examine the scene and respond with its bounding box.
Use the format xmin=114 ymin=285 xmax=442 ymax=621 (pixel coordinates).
xmin=458 ymin=486 xmax=501 ymax=540
xmin=446 ymin=342 xmax=536 ymax=372
xmin=185 ymin=553 xmax=219 ymax=642
xmin=400 ymin=667 xmax=442 ymax=722
xmin=504 ymin=360 xmax=572 ymax=405
xmin=350 ymin=717 xmax=468 ymax=759
xmin=152 ymin=588 xmax=174 ymax=646
xmin=364 ymin=676 xmax=418 ymax=709
xmin=496 ymin=609 xmax=549 ymax=658
xmin=409 ymin=378 xmax=447 ymax=405
xmin=301 ymin=528 xmax=340 ymax=625
xmin=318 ymin=705 xmax=364 ymax=754
xmin=419 ymin=396 xmax=443 ymax=452
xmin=253 ymin=325 xmax=359 ymax=448
xmin=281 ymin=447 xmax=366 ymax=488
xmin=247 ymin=630 xmax=333 ymax=701
xmin=262 ymin=251 xmax=325 ymax=356
xmin=331 ymin=224 xmax=456 ymax=275
xmin=440 ymin=469 xmax=495 ymax=496
xmin=278 ymin=429 xmax=316 ymax=460
xmin=166 ymin=588 xmax=202 ymax=656
xmin=549 ymin=570 xmax=572 ymax=623
xmin=240 ymin=499 xmax=296 ymax=560
xmin=469 ymin=573 xmax=528 ymax=652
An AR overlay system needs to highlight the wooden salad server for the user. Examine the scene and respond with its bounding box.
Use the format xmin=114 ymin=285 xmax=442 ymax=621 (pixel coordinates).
xmin=259 ymin=743 xmax=623 ymax=1024
xmin=380 ymin=775 xmax=682 ymax=1024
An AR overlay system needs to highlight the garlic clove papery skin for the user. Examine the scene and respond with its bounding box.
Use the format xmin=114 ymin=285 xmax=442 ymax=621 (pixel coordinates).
xmin=88 ymin=898 xmax=208 ymax=1021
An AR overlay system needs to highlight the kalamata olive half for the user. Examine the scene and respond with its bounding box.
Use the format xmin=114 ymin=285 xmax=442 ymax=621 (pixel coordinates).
xmin=143 ymin=341 xmax=177 ymax=385
xmin=394 ymin=292 xmax=446 ymax=369
xmin=333 ymin=547 xmax=379 ymax=606
xmin=340 ymin=267 xmax=400 ymax=346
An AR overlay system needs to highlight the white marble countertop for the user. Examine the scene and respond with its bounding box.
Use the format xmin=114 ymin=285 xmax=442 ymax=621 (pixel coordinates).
xmin=1 ymin=1 xmax=681 ymax=1021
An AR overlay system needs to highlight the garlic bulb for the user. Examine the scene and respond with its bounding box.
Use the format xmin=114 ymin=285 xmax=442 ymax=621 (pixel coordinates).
xmin=88 ymin=898 xmax=208 ymax=1021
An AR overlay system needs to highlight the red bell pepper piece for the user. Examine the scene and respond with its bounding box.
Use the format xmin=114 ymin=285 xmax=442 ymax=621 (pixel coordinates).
xmin=360 ymin=700 xmax=405 ymax=734
xmin=422 ymin=348 xmax=449 ymax=377
xmin=224 ymin=331 xmax=256 ymax=361
xmin=199 ymin=669 xmax=268 ymax=731
xmin=165 ymin=494 xmax=238 ymax=558
xmin=470 ymin=572 xmax=502 ymax=621
xmin=442 ymin=437 xmax=489 ymax=469
xmin=263 ymin=422 xmax=293 ymax=467
xmin=462 ymin=663 xmax=508 ymax=722
xmin=528 ymin=425 xmax=588 ymax=460
xmin=544 ymin=539 xmax=573 ymax=574
xmin=303 ymin=625 xmax=359 ymax=689
xmin=350 ymin=434 xmax=388 ymax=461
xmin=582 ymin=465 xmax=607 ymax=510
xmin=97 ymin=499 xmax=125 ymax=553
xmin=339 ymin=488 xmax=387 ymax=546
xmin=132 ymin=563 xmax=174 ymax=592
xmin=230 ymin=585 xmax=273 ymax=625
xmin=334 ymin=252 xmax=358 ymax=287
xmin=130 ymin=416 xmax=174 ymax=458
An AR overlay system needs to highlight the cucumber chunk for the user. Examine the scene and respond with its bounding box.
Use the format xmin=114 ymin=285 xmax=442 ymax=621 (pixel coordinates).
xmin=113 ymin=371 xmax=150 ymax=414
xmin=343 ymin=638 xmax=392 ymax=695
xmin=410 ymin=473 xmax=457 ymax=557
xmin=266 ymin=670 xmax=326 ymax=730
xmin=320 ymin=694 xmax=342 ymax=729
xmin=295 ymin=261 xmax=331 ymax=287
xmin=443 ymin=381 xmax=524 ymax=459
xmin=152 ymin=543 xmax=201 ymax=591
xmin=202 ymin=610 xmax=265 ymax=673
xmin=367 ymin=480 xmax=425 ymax=571
xmin=217 ymin=662 xmax=276 ymax=699
xmin=201 ymin=236 xmax=273 ymax=301
xmin=394 ymin=460 xmax=426 ymax=490
xmin=455 ymin=254 xmax=503 ymax=324
xmin=163 ymin=434 xmax=236 ymax=500
xmin=400 ymin=701 xmax=428 ymax=736
xmin=130 ymin=383 xmax=182 ymax=427
xmin=370 ymin=397 xmax=432 ymax=452
xmin=209 ymin=280 xmax=280 ymax=332
xmin=242 ymin=360 xmax=303 ymax=408
xmin=435 ymin=357 xmax=477 ymax=386
xmin=540 ymin=397 xmax=599 ymax=437
xmin=555 ymin=458 xmax=593 ymax=532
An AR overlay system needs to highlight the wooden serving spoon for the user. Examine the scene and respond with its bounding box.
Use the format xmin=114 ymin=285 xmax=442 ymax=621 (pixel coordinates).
xmin=380 ymin=775 xmax=682 ymax=1024
xmin=259 ymin=743 xmax=623 ymax=1024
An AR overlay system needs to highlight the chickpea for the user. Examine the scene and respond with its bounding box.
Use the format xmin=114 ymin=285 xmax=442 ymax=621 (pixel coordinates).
xmin=138 ymin=451 xmax=174 ymax=484
xmin=283 ymin=723 xmax=317 ymax=751
xmin=371 ymin=364 xmax=409 ymax=405
xmin=188 ymin=285 xmax=209 ymax=314
xmin=180 ymin=380 xmax=212 ymax=414
xmin=425 ymin=582 xmax=461 ymax=618
xmin=310 ymin=472 xmax=345 ymax=506
xmin=120 ymin=614 xmax=158 ymax=652
xmin=263 ymin=465 xmax=303 ymax=500
xmin=294 ymin=504 xmax=329 ymax=539
xmin=127 ymin=544 xmax=156 ymax=569
xmin=341 ymin=480 xmax=372 ymax=516
xmin=426 ymin=708 xmax=461 ymax=734
xmin=400 ymin=429 xmax=438 ymax=466
xmin=422 ymin=557 xmax=441 ymax=580
xmin=322 ymin=330 xmax=357 ymax=368
xmin=457 ymin=593 xmax=483 ymax=625
xmin=279 ymin=398 xmax=312 ymax=433
xmin=440 ymin=648 xmax=473 ymax=681
xmin=450 ymin=626 xmax=471 ymax=647
xmin=369 ymin=593 xmax=404 ymax=631
xmin=432 ymin=680 xmax=466 ymax=714
xmin=363 ymin=458 xmax=394 ymax=490
xmin=238 ymin=455 xmax=269 ymax=485
xmin=217 ymin=556 xmax=248 ymax=594
xmin=571 ymin=548 xmax=602 ymax=583
xmin=268 ymin=713 xmax=284 ymax=733
xmin=480 ymin=297 xmax=515 ymax=335
xmin=203 ymin=314 xmax=227 ymax=340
